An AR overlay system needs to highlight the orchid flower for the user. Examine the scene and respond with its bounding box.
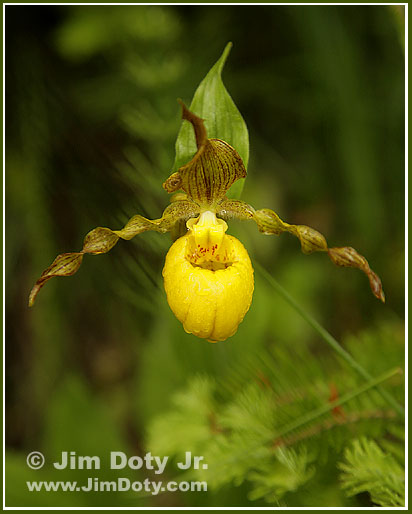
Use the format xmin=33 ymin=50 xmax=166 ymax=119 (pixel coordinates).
xmin=29 ymin=101 xmax=384 ymax=342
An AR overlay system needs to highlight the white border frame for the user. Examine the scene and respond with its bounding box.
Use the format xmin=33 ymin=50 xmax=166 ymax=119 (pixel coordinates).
xmin=3 ymin=2 xmax=408 ymax=511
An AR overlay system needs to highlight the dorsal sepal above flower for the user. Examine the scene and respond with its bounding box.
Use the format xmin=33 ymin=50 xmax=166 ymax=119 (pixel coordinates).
xmin=163 ymin=102 xmax=246 ymax=209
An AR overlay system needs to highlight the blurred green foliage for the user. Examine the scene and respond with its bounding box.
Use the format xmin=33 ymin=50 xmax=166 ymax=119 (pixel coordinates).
xmin=5 ymin=5 xmax=404 ymax=507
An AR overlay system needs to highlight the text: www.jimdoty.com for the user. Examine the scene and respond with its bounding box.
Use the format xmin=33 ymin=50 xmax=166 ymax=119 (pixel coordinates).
xmin=26 ymin=477 xmax=207 ymax=495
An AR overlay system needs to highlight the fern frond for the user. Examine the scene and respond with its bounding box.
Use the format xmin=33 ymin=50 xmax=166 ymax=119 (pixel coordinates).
xmin=145 ymin=320 xmax=404 ymax=505
xmin=338 ymin=437 xmax=405 ymax=506
xmin=247 ymin=446 xmax=315 ymax=503
xmin=146 ymin=375 xmax=218 ymax=458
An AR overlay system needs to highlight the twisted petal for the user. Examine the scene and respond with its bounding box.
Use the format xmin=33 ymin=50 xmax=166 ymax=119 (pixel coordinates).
xmin=29 ymin=200 xmax=200 ymax=306
xmin=28 ymin=253 xmax=85 ymax=309
xmin=328 ymin=247 xmax=384 ymax=302
xmin=217 ymin=199 xmax=385 ymax=303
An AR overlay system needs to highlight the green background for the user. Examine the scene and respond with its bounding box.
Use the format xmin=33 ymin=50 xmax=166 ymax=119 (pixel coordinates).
xmin=5 ymin=4 xmax=404 ymax=508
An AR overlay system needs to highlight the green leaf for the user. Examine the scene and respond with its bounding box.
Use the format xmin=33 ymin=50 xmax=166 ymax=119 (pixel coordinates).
xmin=173 ymin=42 xmax=249 ymax=199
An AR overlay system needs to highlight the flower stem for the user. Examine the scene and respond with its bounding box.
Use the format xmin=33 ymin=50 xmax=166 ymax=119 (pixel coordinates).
xmin=255 ymin=261 xmax=404 ymax=418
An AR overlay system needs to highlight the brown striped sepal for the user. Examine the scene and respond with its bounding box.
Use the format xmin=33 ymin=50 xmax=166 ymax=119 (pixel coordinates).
xmin=163 ymin=103 xmax=246 ymax=209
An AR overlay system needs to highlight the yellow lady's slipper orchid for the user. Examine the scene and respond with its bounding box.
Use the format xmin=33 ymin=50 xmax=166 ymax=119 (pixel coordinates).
xmin=163 ymin=210 xmax=254 ymax=342
xmin=29 ymin=102 xmax=384 ymax=343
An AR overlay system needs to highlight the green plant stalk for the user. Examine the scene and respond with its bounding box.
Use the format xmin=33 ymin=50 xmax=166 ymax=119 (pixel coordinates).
xmin=255 ymin=261 xmax=404 ymax=418
xmin=222 ymin=366 xmax=403 ymax=473
xmin=274 ymin=366 xmax=402 ymax=442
